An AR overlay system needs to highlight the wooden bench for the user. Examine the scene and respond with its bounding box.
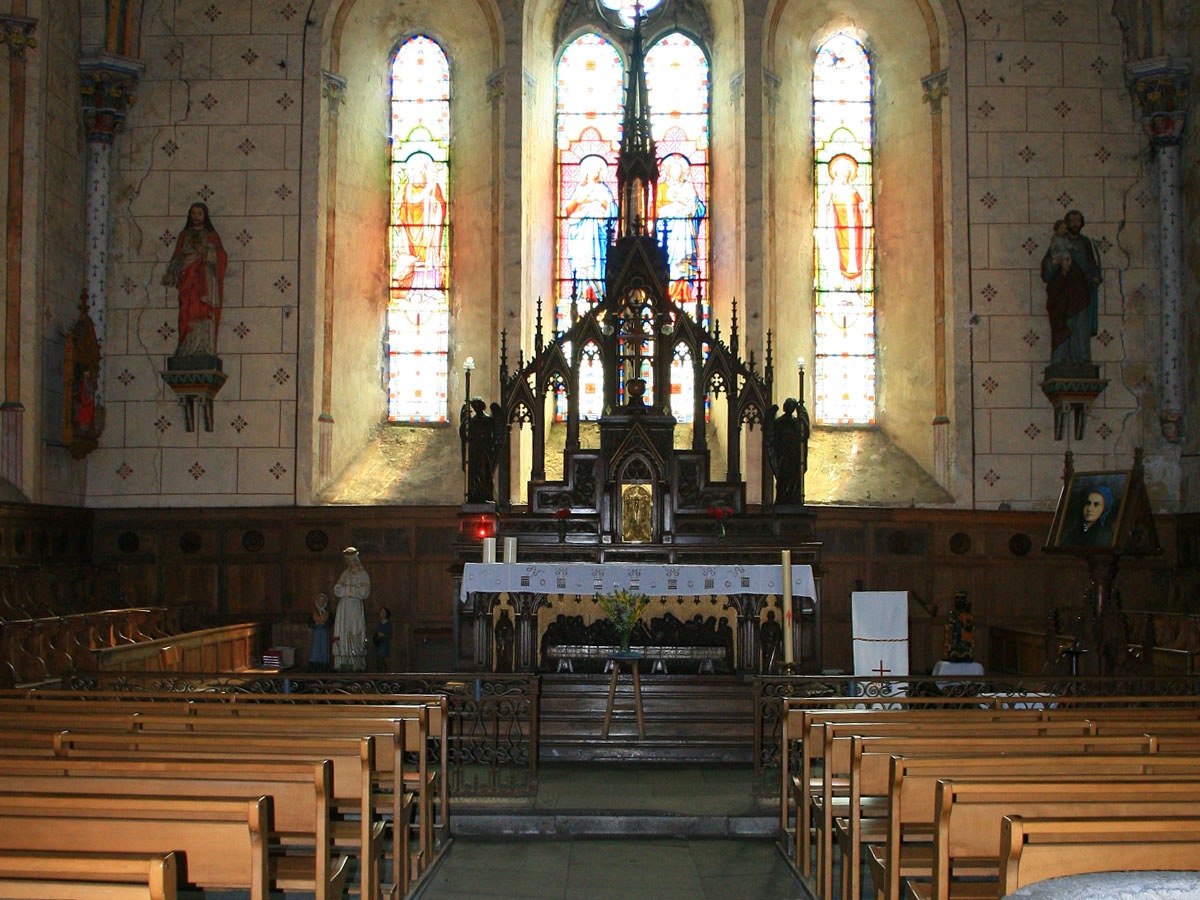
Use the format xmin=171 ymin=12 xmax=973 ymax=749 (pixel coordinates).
xmin=826 ymin=729 xmax=1156 ymax=900
xmin=0 ymin=793 xmax=271 ymax=900
xmin=0 ymin=691 xmax=446 ymax=887
xmin=0 ymin=851 xmax=178 ymax=900
xmin=0 ymin=756 xmax=356 ymax=900
xmin=915 ymin=780 xmax=1200 ymax=900
xmin=807 ymin=721 xmax=1109 ymax=899
xmin=872 ymin=753 xmax=1200 ymax=900
xmin=1000 ymin=816 xmax=1200 ymax=895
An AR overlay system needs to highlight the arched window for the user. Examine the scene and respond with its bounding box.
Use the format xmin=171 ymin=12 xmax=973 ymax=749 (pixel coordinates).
xmin=556 ymin=33 xmax=624 ymax=418
xmin=388 ymin=36 xmax=450 ymax=423
xmin=645 ymin=31 xmax=709 ymax=423
xmin=555 ymin=29 xmax=710 ymax=421
xmin=812 ymin=33 xmax=875 ymax=425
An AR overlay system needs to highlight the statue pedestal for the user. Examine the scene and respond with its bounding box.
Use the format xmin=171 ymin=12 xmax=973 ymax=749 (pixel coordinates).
xmin=161 ymin=355 xmax=227 ymax=432
xmin=1040 ymin=364 xmax=1107 ymax=441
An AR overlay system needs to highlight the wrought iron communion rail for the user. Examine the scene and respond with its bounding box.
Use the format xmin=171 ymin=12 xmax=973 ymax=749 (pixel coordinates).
xmin=753 ymin=674 xmax=1200 ymax=772
xmin=60 ymin=671 xmax=539 ymax=797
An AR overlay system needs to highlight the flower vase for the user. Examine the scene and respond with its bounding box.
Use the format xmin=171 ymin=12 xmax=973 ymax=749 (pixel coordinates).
xmin=557 ymin=523 xmax=566 ymax=543
xmin=619 ymin=632 xmax=632 ymax=654
xmin=718 ymin=522 xmax=726 ymax=539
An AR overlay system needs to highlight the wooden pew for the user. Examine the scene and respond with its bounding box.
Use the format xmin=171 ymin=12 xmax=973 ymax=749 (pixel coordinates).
xmin=808 ymin=722 xmax=1109 ymax=900
xmin=918 ymin=780 xmax=1200 ymax=900
xmin=1000 ymin=816 xmax=1200 ymax=895
xmin=50 ymin=726 xmax=418 ymax=894
xmin=0 ymin=756 xmax=356 ymax=900
xmin=131 ymin=708 xmax=435 ymax=881
xmin=830 ymin=730 xmax=1155 ymax=900
xmin=0 ymin=793 xmax=271 ymax=900
xmin=782 ymin=704 xmax=1050 ymax=878
xmin=0 ymin=692 xmax=443 ymax=885
xmin=873 ymin=754 xmax=1200 ymax=900
xmin=0 ymin=851 xmax=179 ymax=900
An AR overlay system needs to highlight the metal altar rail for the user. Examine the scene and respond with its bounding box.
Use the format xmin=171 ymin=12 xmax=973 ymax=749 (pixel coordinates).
xmin=752 ymin=674 xmax=1200 ymax=772
xmin=60 ymin=671 xmax=540 ymax=797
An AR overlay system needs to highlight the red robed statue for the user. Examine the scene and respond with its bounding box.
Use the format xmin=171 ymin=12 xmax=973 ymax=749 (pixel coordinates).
xmin=162 ymin=202 xmax=227 ymax=359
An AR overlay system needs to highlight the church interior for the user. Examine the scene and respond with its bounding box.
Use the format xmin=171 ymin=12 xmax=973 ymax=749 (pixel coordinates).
xmin=2 ymin=0 xmax=1200 ymax=897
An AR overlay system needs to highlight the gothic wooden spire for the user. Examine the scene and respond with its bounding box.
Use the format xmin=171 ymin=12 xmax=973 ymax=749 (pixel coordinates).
xmin=616 ymin=7 xmax=657 ymax=238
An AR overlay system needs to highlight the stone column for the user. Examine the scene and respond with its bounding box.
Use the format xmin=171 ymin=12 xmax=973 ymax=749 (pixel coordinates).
xmin=922 ymin=69 xmax=951 ymax=485
xmin=1127 ymin=58 xmax=1191 ymax=442
xmin=0 ymin=15 xmax=36 ymax=490
xmin=318 ymin=71 xmax=346 ymax=488
xmin=79 ymin=54 xmax=144 ymax=409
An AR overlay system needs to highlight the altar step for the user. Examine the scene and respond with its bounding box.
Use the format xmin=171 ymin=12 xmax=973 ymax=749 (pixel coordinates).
xmin=537 ymin=675 xmax=756 ymax=763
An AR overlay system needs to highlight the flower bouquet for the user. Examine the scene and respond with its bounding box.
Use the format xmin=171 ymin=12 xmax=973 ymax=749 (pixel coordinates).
xmin=596 ymin=588 xmax=650 ymax=653
xmin=707 ymin=505 xmax=733 ymax=538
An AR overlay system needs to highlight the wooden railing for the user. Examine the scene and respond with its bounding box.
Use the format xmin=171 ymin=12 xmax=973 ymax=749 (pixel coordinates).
xmin=88 ymin=621 xmax=269 ymax=673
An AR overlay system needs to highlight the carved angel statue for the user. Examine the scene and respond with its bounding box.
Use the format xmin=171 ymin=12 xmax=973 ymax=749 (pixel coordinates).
xmin=459 ymin=397 xmax=504 ymax=503
xmin=767 ymin=397 xmax=810 ymax=506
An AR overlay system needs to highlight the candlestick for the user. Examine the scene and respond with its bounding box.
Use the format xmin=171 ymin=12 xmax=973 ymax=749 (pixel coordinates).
xmin=482 ymin=537 xmax=497 ymax=564
xmin=503 ymin=536 xmax=517 ymax=564
xmin=782 ymin=549 xmax=794 ymax=665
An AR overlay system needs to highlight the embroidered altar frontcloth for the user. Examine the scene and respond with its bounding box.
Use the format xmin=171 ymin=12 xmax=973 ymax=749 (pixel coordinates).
xmin=460 ymin=562 xmax=817 ymax=605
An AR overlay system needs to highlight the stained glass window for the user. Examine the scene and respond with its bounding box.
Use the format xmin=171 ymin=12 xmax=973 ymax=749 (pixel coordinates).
xmin=812 ymin=33 xmax=875 ymax=425
xmin=646 ymin=32 xmax=709 ymax=423
xmin=555 ymin=29 xmax=710 ymax=422
xmin=556 ymin=33 xmax=623 ymax=417
xmin=388 ymin=36 xmax=450 ymax=423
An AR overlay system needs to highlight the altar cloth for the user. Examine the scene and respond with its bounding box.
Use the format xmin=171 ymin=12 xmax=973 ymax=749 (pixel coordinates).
xmin=460 ymin=562 xmax=816 ymax=604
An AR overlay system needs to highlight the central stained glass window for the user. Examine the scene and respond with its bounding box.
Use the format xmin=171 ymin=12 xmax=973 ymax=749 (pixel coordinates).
xmin=812 ymin=33 xmax=876 ymax=425
xmin=388 ymin=36 xmax=450 ymax=423
xmin=555 ymin=30 xmax=710 ymax=421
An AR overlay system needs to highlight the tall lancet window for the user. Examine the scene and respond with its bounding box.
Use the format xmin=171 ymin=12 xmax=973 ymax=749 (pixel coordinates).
xmin=645 ymin=32 xmax=709 ymax=422
xmin=388 ymin=36 xmax=450 ymax=423
xmin=556 ymin=33 xmax=624 ymax=419
xmin=812 ymin=33 xmax=875 ymax=425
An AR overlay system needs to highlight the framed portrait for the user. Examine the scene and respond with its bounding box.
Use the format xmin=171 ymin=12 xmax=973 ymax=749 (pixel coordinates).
xmin=1047 ymin=470 xmax=1130 ymax=551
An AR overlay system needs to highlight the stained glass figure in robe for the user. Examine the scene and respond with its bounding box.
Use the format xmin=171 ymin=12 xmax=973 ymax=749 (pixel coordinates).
xmin=556 ymin=34 xmax=623 ymax=418
xmin=388 ymin=36 xmax=450 ymax=423
xmin=812 ymin=33 xmax=875 ymax=426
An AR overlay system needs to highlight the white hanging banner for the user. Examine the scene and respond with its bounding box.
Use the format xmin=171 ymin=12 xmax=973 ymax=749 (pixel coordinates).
xmin=852 ymin=590 xmax=909 ymax=693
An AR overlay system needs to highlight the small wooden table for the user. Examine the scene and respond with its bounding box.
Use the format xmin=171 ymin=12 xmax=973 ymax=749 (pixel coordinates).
xmin=601 ymin=652 xmax=645 ymax=739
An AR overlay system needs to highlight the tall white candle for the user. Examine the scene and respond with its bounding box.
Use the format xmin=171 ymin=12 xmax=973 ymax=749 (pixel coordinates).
xmin=781 ymin=549 xmax=794 ymax=665
xmin=482 ymin=537 xmax=497 ymax=564
xmin=503 ymin=536 xmax=517 ymax=564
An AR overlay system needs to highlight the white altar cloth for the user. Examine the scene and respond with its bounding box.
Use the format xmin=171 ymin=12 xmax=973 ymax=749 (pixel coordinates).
xmin=1006 ymin=871 xmax=1200 ymax=900
xmin=460 ymin=562 xmax=817 ymax=604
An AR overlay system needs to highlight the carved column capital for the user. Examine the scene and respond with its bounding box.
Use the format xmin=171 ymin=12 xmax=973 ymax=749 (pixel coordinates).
xmin=1126 ymin=56 xmax=1191 ymax=145
xmin=922 ymin=69 xmax=949 ymax=113
xmin=79 ymin=54 xmax=145 ymax=143
xmin=0 ymin=16 xmax=36 ymax=60
xmin=322 ymin=70 xmax=347 ymax=115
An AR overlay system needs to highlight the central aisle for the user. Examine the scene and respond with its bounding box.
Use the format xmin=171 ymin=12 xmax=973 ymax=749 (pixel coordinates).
xmin=419 ymin=836 xmax=807 ymax=899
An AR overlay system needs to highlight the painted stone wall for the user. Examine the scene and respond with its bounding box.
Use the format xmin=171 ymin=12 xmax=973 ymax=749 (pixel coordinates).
xmin=87 ymin=1 xmax=303 ymax=506
xmin=38 ymin=0 xmax=88 ymax=505
xmin=963 ymin=0 xmax=1178 ymax=510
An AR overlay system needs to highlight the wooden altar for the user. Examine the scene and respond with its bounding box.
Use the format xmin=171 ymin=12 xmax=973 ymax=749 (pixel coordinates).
xmin=453 ymin=13 xmax=821 ymax=674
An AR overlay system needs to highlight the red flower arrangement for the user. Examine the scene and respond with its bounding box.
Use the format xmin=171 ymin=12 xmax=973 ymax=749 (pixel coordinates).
xmin=707 ymin=506 xmax=734 ymax=538
xmin=553 ymin=507 xmax=570 ymax=542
